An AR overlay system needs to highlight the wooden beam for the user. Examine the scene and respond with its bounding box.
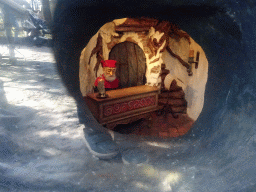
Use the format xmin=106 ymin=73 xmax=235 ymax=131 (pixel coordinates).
xmin=115 ymin=26 xmax=152 ymax=32
xmin=166 ymin=45 xmax=191 ymax=70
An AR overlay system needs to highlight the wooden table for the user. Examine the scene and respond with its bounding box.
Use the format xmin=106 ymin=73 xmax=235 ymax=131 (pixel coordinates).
xmin=85 ymin=85 xmax=159 ymax=129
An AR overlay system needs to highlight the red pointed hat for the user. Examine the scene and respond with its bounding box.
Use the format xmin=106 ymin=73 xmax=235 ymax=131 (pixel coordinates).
xmin=101 ymin=60 xmax=116 ymax=68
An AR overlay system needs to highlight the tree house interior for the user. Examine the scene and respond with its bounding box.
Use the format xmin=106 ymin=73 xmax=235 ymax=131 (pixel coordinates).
xmin=80 ymin=17 xmax=208 ymax=138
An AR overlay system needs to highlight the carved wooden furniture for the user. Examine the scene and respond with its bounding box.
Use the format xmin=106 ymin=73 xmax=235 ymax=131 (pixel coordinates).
xmin=85 ymin=85 xmax=159 ymax=129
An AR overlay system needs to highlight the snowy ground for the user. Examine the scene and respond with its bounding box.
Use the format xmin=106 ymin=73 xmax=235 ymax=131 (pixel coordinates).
xmin=0 ymin=45 xmax=232 ymax=192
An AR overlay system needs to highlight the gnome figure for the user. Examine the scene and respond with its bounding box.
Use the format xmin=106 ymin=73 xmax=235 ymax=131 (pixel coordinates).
xmin=94 ymin=60 xmax=119 ymax=90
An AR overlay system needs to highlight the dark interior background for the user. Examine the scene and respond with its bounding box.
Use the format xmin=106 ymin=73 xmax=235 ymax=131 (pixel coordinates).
xmin=53 ymin=0 xmax=256 ymax=191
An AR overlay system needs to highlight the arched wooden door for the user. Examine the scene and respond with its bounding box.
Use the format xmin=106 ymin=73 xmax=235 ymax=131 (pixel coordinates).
xmin=109 ymin=42 xmax=147 ymax=88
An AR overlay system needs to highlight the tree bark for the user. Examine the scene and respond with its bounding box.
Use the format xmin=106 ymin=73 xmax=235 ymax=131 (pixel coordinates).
xmin=41 ymin=0 xmax=52 ymax=27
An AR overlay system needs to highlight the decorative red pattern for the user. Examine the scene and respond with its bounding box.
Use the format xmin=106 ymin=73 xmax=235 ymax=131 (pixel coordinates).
xmin=103 ymin=96 xmax=156 ymax=117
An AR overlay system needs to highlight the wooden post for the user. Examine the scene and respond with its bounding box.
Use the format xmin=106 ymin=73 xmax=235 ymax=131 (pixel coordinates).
xmin=3 ymin=5 xmax=15 ymax=59
xmin=160 ymin=63 xmax=170 ymax=91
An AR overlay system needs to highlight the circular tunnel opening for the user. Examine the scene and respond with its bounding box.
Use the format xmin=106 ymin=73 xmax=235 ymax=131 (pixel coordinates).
xmin=80 ymin=18 xmax=209 ymax=138
xmin=53 ymin=1 xmax=255 ymax=191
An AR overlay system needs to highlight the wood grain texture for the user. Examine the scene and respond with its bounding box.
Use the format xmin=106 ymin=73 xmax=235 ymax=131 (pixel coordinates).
xmin=87 ymin=85 xmax=158 ymax=102
xmin=118 ymin=43 xmax=129 ymax=88
xmin=127 ymin=42 xmax=138 ymax=87
xmin=109 ymin=42 xmax=146 ymax=88
xmin=85 ymin=85 xmax=159 ymax=128
xmin=136 ymin=44 xmax=147 ymax=86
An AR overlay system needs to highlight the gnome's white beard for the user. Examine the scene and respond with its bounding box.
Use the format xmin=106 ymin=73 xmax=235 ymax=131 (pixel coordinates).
xmin=104 ymin=75 xmax=116 ymax=82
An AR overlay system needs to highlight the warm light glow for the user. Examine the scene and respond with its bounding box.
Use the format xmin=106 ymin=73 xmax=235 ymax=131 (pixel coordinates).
xmin=134 ymin=181 xmax=151 ymax=190
xmin=139 ymin=164 xmax=182 ymax=191
xmin=189 ymin=49 xmax=194 ymax=57
xmin=142 ymin=165 xmax=159 ymax=177
xmin=161 ymin=172 xmax=181 ymax=192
